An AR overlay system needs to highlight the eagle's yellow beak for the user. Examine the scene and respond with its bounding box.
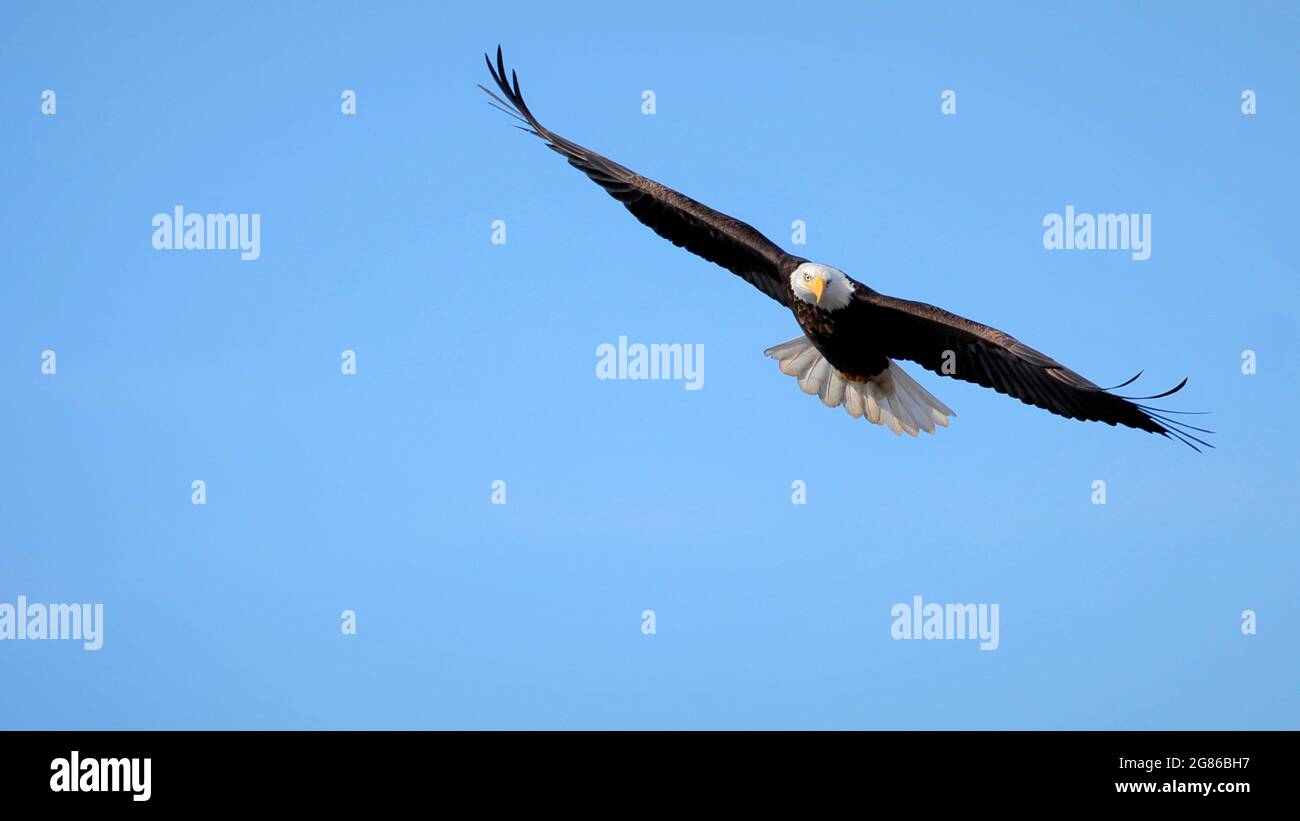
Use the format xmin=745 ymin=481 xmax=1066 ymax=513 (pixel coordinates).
xmin=809 ymin=276 xmax=825 ymax=304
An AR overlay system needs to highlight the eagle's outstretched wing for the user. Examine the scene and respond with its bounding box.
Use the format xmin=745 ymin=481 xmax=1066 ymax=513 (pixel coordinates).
xmin=481 ymin=46 xmax=804 ymax=306
xmin=851 ymin=287 xmax=1213 ymax=449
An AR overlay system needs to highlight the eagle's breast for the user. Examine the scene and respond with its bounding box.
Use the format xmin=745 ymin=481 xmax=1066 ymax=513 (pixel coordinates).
xmin=791 ymin=298 xmax=888 ymax=381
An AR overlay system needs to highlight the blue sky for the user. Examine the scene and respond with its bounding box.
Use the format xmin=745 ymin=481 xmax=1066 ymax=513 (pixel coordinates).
xmin=1 ymin=1 xmax=1296 ymax=729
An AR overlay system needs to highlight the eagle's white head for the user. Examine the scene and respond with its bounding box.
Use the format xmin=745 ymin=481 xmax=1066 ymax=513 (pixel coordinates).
xmin=790 ymin=263 xmax=854 ymax=311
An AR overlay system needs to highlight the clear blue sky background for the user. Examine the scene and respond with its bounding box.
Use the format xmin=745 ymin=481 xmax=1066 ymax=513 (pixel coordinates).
xmin=1 ymin=1 xmax=1296 ymax=729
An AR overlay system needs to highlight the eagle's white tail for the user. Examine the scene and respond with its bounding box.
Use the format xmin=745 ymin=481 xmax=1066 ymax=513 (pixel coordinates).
xmin=763 ymin=335 xmax=955 ymax=436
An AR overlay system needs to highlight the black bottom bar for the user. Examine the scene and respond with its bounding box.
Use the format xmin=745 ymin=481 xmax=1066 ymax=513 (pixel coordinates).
xmin=4 ymin=730 xmax=1288 ymax=807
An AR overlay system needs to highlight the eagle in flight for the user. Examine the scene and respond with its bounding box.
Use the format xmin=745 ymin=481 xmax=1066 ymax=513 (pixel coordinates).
xmin=481 ymin=47 xmax=1210 ymax=450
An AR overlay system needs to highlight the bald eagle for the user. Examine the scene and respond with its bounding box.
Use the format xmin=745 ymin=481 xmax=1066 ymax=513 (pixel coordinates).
xmin=481 ymin=47 xmax=1210 ymax=450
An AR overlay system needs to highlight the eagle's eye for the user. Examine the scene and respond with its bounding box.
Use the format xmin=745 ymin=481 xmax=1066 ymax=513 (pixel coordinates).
xmin=803 ymin=273 xmax=812 ymax=282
